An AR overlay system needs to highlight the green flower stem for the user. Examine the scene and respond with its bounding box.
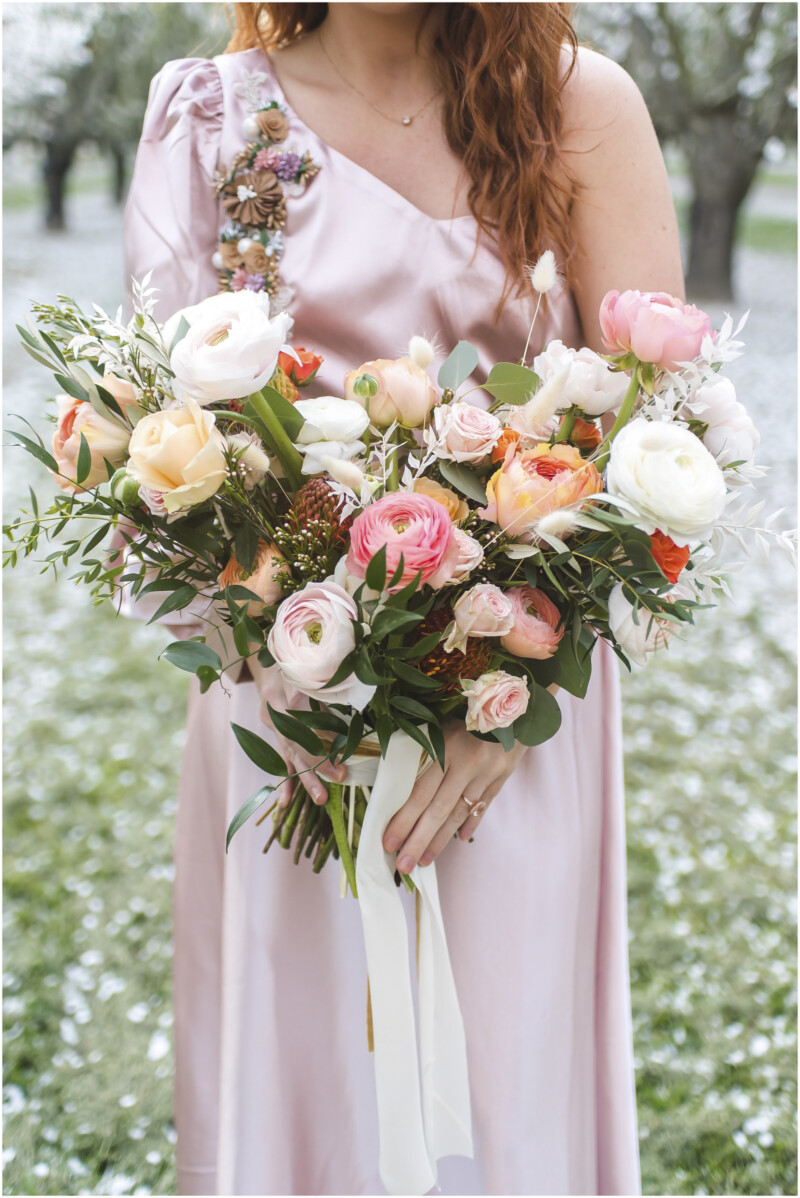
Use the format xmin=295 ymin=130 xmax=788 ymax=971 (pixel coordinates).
xmin=248 ymin=389 xmax=305 ymax=491
xmin=325 ymin=782 xmax=359 ymax=898
xmin=553 ymin=405 xmax=578 ymax=444
xmin=386 ymin=428 xmax=401 ymax=492
xmin=593 ymin=363 xmax=641 ymax=474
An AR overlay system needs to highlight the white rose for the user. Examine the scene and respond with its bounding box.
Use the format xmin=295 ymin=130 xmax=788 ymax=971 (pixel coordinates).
xmin=431 ymin=402 xmax=502 ymax=463
xmin=294 ymin=396 xmax=370 ymax=444
xmin=606 ymin=419 xmax=727 ymax=546
xmin=165 ymin=291 xmax=292 ymax=405
xmin=533 ymin=339 xmax=629 ymax=416
xmin=690 ymin=378 xmax=760 ymax=466
xmin=268 ymin=580 xmax=375 ymax=710
xmin=608 ymin=583 xmax=675 ymax=666
xmin=127 ymin=399 xmax=227 ymax=513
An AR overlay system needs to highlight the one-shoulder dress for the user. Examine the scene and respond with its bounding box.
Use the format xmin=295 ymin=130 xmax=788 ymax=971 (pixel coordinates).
xmin=122 ymin=48 xmax=641 ymax=1198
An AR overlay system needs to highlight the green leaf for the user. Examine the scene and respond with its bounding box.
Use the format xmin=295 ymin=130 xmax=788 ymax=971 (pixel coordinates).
xmin=385 ymin=569 xmax=422 ymax=608
xmin=259 ymin=383 xmax=305 ymax=440
xmin=391 ymin=694 xmax=437 ymax=721
xmin=226 ymin=785 xmax=274 ymax=851
xmin=8 ymin=430 xmax=59 ymax=474
xmin=40 ymin=331 xmax=67 ymax=367
xmin=512 ymin=684 xmax=562 ymax=746
xmin=266 ymin=704 xmax=326 ymax=757
xmin=197 ymin=665 xmax=221 ymax=693
xmin=233 ymin=619 xmax=252 ymax=658
xmin=365 ymin=544 xmax=387 ymax=592
xmin=395 ymin=717 xmax=435 ymax=761
xmin=321 ymin=649 xmax=358 ymax=690
xmin=428 ymin=721 xmax=446 ymax=771
xmin=234 ymin=522 xmax=259 ymax=575
xmin=161 ymin=639 xmax=223 ymax=673
xmin=390 ymin=659 xmax=441 ymax=690
xmin=19 ymin=341 xmax=58 ymax=370
xmin=146 ymin=585 xmax=198 ymax=624
xmin=371 ymin=607 xmax=425 ymax=640
xmin=437 ymin=459 xmax=487 ymax=505
xmin=354 ymin=648 xmax=389 ymax=685
xmin=483 ymin=362 xmax=539 ymax=405
xmin=231 ymin=723 xmax=289 ymax=776
xmin=257 ymin=644 xmax=276 ymax=667
xmin=407 ymin=628 xmax=445 ymax=659
xmin=491 ymin=724 xmax=516 ymax=750
xmin=548 ymin=629 xmax=595 ymax=698
xmin=523 ymin=559 xmax=539 ymax=588
xmin=387 ymin=553 xmax=406 ymax=589
xmin=289 ymin=708 xmax=349 ymax=735
xmin=342 ymin=712 xmax=365 ymax=761
xmin=96 ymin=384 xmax=125 ymax=419
xmin=54 ymin=372 xmax=90 ymax=403
xmin=438 ymin=340 xmax=479 ymax=391
xmin=376 ymin=714 xmax=394 ymax=756
xmin=76 ymin=432 xmax=92 ymax=486
xmin=168 ymin=315 xmax=191 ymax=355
xmin=224 ymin=584 xmax=267 ymax=605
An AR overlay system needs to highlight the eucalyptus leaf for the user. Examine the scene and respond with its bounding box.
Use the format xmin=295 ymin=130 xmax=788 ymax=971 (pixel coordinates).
xmin=483 ymin=362 xmax=539 ymax=405
xmin=437 ymin=340 xmax=479 ymax=391
xmin=437 ymin=459 xmax=487 ymax=505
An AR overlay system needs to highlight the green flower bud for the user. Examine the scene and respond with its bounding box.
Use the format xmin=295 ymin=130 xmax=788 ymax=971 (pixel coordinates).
xmin=351 ymin=372 xmax=379 ymax=400
xmin=110 ymin=467 xmax=141 ymax=508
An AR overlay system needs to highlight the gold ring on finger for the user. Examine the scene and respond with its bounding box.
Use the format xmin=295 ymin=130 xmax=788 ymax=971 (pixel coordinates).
xmin=462 ymin=795 xmax=486 ymax=818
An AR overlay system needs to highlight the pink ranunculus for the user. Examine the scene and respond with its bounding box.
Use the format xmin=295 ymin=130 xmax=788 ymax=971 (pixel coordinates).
xmin=501 ymin=586 xmax=564 ymax=659
xmin=51 ymin=395 xmax=130 ymax=492
xmin=445 ymin=584 xmax=515 ymax=653
xmin=599 ymin=289 xmax=711 ymax=372
xmin=461 ymin=669 xmax=530 ymax=734
xmin=432 ymin=402 xmax=502 ymax=463
xmin=267 ymin=580 xmax=375 ymax=710
xmin=344 ymin=357 xmax=439 ymax=428
xmin=346 ymin=491 xmax=459 ymax=591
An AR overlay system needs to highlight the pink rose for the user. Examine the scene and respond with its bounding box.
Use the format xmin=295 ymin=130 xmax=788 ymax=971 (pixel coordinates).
xmin=267 ymin=580 xmax=375 ymax=710
xmin=461 ymin=669 xmax=530 ymax=734
xmin=432 ymin=402 xmax=502 ymax=463
xmin=344 ymin=357 xmax=439 ymax=428
xmin=445 ymin=584 xmax=515 ymax=652
xmin=51 ymin=395 xmax=130 ymax=492
xmin=443 ymin=527 xmax=484 ymax=585
xmin=599 ymin=290 xmax=711 ymax=371
xmin=501 ymin=586 xmax=563 ymax=659
xmin=346 ymin=492 xmax=459 ymax=591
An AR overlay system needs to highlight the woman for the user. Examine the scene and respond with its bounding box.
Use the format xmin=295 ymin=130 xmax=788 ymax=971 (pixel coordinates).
xmin=123 ymin=3 xmax=683 ymax=1194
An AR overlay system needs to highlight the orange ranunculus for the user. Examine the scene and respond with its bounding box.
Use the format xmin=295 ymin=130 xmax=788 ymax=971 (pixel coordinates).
xmin=491 ymin=427 xmax=521 ymax=463
xmin=649 ymin=529 xmax=690 ymax=583
xmin=278 ymin=346 xmax=323 ymax=387
xmin=479 ymin=442 xmax=603 ymax=540
xmin=564 ymin=415 xmax=602 ymax=450
xmin=412 ymin=476 xmax=469 ymax=523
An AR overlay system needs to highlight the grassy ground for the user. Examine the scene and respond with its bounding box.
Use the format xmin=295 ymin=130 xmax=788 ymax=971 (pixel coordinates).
xmin=2 ymin=183 xmax=796 ymax=1195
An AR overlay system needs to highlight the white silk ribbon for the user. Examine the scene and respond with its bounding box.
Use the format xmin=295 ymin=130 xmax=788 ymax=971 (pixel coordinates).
xmin=353 ymin=729 xmax=473 ymax=1195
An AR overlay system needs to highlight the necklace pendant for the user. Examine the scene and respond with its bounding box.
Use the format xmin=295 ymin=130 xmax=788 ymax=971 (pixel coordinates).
xmin=401 ymin=115 xmax=413 ymax=126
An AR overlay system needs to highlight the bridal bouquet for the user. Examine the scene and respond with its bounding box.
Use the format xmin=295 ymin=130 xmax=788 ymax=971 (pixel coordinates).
xmin=5 ymin=260 xmax=788 ymax=901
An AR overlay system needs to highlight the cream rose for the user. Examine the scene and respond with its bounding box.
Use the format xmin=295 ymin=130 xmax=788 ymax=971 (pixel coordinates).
xmin=461 ymin=670 xmax=530 ymax=734
xmin=166 ymin=291 xmax=292 ymax=405
xmin=431 ymin=402 xmax=502 ymax=463
xmin=606 ymin=419 xmax=727 ymax=546
xmin=127 ymin=399 xmax=228 ymax=514
xmin=344 ymin=357 xmax=439 ymax=428
xmin=533 ymin=339 xmax=629 ymax=417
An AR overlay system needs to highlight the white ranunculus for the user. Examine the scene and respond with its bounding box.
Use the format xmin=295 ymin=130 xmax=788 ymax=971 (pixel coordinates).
xmin=268 ymin=580 xmax=375 ymax=710
xmin=690 ymin=378 xmax=760 ymax=466
xmin=608 ymin=583 xmax=675 ymax=666
xmin=297 ymin=439 xmax=367 ymax=476
xmin=606 ymin=419 xmax=727 ymax=546
xmin=165 ymin=291 xmax=292 ymax=405
xmin=294 ymin=396 xmax=370 ymax=444
xmin=533 ymin=339 xmax=629 ymax=416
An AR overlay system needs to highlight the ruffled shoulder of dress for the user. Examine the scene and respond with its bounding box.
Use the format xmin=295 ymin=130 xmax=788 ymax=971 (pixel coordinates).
xmin=140 ymin=58 xmax=223 ymax=143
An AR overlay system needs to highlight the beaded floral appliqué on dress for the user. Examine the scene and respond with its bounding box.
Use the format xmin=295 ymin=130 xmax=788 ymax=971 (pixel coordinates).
xmin=212 ymin=70 xmax=320 ymax=313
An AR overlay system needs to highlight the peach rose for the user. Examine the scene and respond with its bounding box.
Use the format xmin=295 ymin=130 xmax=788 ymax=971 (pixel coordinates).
xmin=599 ymin=290 xmax=711 ymax=372
xmin=500 ymin=586 xmax=563 ymax=659
xmin=344 ymin=357 xmax=439 ymax=428
xmin=51 ymin=395 xmax=130 ymax=492
xmin=412 ymin=476 xmax=469 ymax=523
xmin=479 ymin=443 xmax=603 ymax=541
xmin=346 ymin=491 xmax=459 ymax=591
xmin=101 ymin=372 xmax=140 ymax=412
xmin=461 ymin=669 xmax=530 ymax=734
xmin=126 ymin=399 xmax=227 ymax=514
xmin=218 ymin=540 xmax=284 ymax=615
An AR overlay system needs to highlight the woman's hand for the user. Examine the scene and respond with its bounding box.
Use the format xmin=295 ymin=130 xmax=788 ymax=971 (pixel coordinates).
xmin=382 ymin=724 xmax=528 ymax=874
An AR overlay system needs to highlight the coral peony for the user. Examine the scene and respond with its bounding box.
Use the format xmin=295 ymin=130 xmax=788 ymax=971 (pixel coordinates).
xmin=480 ymin=443 xmax=603 ymax=541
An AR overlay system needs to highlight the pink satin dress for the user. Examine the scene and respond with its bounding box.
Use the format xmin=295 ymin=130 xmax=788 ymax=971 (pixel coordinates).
xmin=123 ymin=49 xmax=641 ymax=1197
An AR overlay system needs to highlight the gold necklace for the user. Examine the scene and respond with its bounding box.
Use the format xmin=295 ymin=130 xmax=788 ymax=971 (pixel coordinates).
xmin=318 ymin=29 xmax=439 ymax=127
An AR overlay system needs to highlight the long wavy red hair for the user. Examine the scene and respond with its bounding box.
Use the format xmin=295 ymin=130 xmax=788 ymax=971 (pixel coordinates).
xmin=226 ymin=3 xmax=578 ymax=317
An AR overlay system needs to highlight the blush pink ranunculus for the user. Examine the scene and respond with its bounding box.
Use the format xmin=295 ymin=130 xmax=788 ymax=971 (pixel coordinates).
xmin=445 ymin=584 xmax=515 ymax=652
xmin=461 ymin=669 xmax=530 ymax=734
xmin=344 ymin=357 xmax=439 ymax=428
xmin=431 ymin=402 xmax=503 ymax=463
xmin=51 ymin=395 xmax=130 ymax=492
xmin=501 ymin=586 xmax=564 ymax=659
xmin=599 ymin=289 xmax=711 ymax=372
xmin=479 ymin=443 xmax=603 ymax=541
xmin=346 ymin=491 xmax=459 ymax=591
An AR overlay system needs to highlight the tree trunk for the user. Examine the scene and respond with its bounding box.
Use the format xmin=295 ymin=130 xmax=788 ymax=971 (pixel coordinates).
xmin=111 ymin=146 xmax=126 ymax=205
xmin=43 ymin=138 xmax=77 ymax=230
xmin=685 ymin=193 xmax=741 ymax=301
